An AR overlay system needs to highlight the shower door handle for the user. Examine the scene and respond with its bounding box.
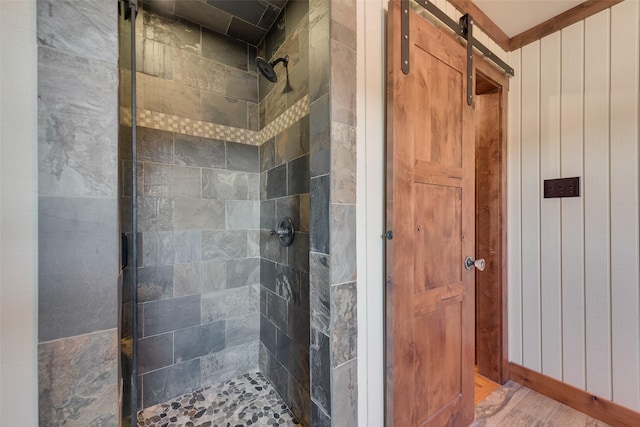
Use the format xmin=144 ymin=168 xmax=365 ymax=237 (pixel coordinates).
xmin=121 ymin=233 xmax=128 ymax=270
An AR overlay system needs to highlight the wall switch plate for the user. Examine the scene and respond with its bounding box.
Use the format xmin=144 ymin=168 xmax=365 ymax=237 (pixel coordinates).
xmin=544 ymin=177 xmax=580 ymax=198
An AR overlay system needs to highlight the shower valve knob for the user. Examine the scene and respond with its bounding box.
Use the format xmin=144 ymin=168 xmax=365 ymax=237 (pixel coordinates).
xmin=270 ymin=228 xmax=290 ymax=237
xmin=271 ymin=217 xmax=295 ymax=247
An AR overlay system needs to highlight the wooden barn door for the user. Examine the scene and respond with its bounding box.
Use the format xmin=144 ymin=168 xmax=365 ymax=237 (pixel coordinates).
xmin=385 ymin=1 xmax=476 ymax=425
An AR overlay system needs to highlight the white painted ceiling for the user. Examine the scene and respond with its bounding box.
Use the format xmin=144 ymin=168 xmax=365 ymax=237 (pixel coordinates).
xmin=473 ymin=0 xmax=584 ymax=37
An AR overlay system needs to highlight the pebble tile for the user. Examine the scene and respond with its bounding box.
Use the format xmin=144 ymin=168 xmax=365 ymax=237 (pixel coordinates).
xmin=138 ymin=371 xmax=301 ymax=427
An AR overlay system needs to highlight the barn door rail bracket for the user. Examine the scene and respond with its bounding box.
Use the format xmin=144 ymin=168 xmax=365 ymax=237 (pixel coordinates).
xmin=460 ymin=13 xmax=474 ymax=105
xmin=400 ymin=0 xmax=514 ymax=87
xmin=401 ymin=0 xmax=410 ymax=74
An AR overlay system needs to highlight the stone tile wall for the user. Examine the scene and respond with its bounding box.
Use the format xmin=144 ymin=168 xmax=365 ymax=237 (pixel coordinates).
xmin=258 ymin=0 xmax=310 ymax=129
xmin=119 ymin=5 xmax=263 ymax=409
xmin=119 ymin=6 xmax=259 ymax=125
xmin=257 ymin=1 xmax=312 ymax=425
xmin=37 ymin=0 xmax=119 ymax=425
xmin=37 ymin=0 xmax=353 ymax=424
xmin=121 ymin=130 xmax=262 ymax=411
xmin=309 ymin=0 xmax=358 ymax=425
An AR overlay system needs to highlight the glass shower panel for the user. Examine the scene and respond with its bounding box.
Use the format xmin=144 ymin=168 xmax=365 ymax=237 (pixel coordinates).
xmin=118 ymin=1 xmax=139 ymax=425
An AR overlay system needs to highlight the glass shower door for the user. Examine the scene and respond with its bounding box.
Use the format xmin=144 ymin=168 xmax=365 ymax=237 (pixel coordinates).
xmin=118 ymin=1 xmax=139 ymax=425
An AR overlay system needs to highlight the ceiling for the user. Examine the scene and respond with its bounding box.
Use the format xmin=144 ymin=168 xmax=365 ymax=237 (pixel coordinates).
xmin=473 ymin=0 xmax=583 ymax=37
xmin=144 ymin=0 xmax=587 ymax=47
xmin=143 ymin=0 xmax=288 ymax=46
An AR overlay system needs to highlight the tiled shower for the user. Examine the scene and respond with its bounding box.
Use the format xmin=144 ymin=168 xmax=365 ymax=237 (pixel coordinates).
xmin=36 ymin=0 xmax=356 ymax=425
xmin=118 ymin=0 xmax=311 ymax=424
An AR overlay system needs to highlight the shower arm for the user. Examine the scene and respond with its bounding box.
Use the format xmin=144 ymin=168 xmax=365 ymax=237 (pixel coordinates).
xmin=271 ymin=55 xmax=289 ymax=68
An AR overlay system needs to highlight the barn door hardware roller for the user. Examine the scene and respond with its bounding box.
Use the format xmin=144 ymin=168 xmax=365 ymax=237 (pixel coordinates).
xmin=400 ymin=0 xmax=514 ymax=103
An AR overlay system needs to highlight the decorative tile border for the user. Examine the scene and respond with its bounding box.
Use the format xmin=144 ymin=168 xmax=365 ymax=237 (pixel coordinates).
xmin=260 ymin=95 xmax=310 ymax=142
xmin=120 ymin=108 xmax=261 ymax=145
xmin=120 ymin=94 xmax=310 ymax=146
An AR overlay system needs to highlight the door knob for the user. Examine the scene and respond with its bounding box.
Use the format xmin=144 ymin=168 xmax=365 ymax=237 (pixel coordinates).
xmin=464 ymin=256 xmax=485 ymax=271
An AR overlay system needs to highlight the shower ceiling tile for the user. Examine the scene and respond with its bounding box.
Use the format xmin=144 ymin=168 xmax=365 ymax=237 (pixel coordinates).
xmin=258 ymin=3 xmax=281 ymax=29
xmin=173 ymin=0 xmax=232 ymax=35
xmin=266 ymin=0 xmax=287 ymax=8
xmin=143 ymin=0 xmax=288 ymax=47
xmin=144 ymin=0 xmax=175 ymax=14
xmin=207 ymin=0 xmax=267 ymax=26
xmin=228 ymin=17 xmax=267 ymax=46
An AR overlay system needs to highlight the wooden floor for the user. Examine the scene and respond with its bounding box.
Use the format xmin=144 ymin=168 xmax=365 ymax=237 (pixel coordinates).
xmin=472 ymin=380 xmax=612 ymax=426
xmin=474 ymin=371 xmax=500 ymax=405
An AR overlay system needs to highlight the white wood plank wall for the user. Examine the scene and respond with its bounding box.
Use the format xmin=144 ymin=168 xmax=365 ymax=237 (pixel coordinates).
xmin=507 ymin=1 xmax=640 ymax=410
xmin=507 ymin=48 xmax=523 ymax=366
xmin=539 ymin=32 xmax=563 ymax=381
xmin=521 ymin=41 xmax=542 ymax=372
xmin=560 ymin=20 xmax=586 ymax=390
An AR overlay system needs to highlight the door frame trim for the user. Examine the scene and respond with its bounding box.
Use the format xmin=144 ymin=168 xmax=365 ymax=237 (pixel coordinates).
xmin=473 ymin=56 xmax=510 ymax=384
xmin=356 ymin=1 xmax=386 ymax=427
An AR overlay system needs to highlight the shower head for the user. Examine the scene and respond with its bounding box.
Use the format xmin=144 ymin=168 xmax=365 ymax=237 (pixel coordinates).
xmin=256 ymin=55 xmax=289 ymax=83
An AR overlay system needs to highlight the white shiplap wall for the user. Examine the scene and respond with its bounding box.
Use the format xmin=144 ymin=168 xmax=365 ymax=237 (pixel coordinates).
xmin=507 ymin=0 xmax=640 ymax=410
xmin=0 ymin=1 xmax=38 ymax=425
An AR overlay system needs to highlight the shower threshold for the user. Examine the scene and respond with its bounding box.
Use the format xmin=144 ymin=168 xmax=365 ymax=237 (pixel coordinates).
xmin=137 ymin=371 xmax=301 ymax=427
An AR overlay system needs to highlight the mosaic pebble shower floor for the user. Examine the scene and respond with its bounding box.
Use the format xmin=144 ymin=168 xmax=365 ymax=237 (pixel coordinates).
xmin=137 ymin=372 xmax=301 ymax=427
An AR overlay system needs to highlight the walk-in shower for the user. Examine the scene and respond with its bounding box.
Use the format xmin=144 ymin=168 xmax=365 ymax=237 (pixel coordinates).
xmin=118 ymin=0 xmax=311 ymax=425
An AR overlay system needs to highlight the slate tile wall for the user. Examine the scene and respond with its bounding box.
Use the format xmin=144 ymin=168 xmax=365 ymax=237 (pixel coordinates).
xmin=37 ymin=0 xmax=119 ymax=424
xmin=119 ymin=5 xmax=260 ymax=131
xmin=259 ymin=117 xmax=311 ymax=425
xmin=120 ymin=124 xmax=263 ymax=408
xmin=309 ymin=0 xmax=332 ymax=423
xmin=257 ymin=1 xmax=311 ymax=425
xmin=120 ymin=6 xmax=264 ymax=409
xmin=308 ymin=0 xmax=358 ymax=425
xmin=258 ymin=0 xmax=310 ymax=126
xmin=38 ymin=329 xmax=118 ymax=426
xmin=327 ymin=0 xmax=358 ymax=419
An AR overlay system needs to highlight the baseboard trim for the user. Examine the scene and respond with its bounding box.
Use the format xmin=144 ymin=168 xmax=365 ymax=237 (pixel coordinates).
xmin=509 ymin=363 xmax=640 ymax=427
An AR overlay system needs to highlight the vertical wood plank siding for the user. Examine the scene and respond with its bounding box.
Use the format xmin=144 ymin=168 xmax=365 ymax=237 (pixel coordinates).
xmin=539 ymin=31 xmax=563 ymax=381
xmin=507 ymin=1 xmax=640 ymax=411
xmin=559 ymin=20 xmax=586 ymax=390
xmin=609 ymin=0 xmax=640 ymax=410
xmin=520 ymin=41 xmax=542 ymax=372
xmin=507 ymin=49 xmax=523 ymax=366
xmin=583 ymin=10 xmax=612 ymax=400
